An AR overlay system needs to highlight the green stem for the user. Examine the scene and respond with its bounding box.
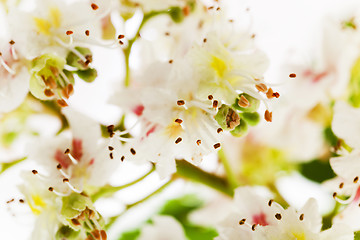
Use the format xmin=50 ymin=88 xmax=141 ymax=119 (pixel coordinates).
xmin=92 ymin=165 xmax=155 ymax=202
xmin=218 ymin=149 xmax=239 ymax=189
xmin=106 ymin=179 xmax=172 ymax=229
xmin=267 ymin=183 xmax=289 ymax=208
xmin=123 ymin=10 xmax=168 ymax=87
xmin=175 ymin=159 xmax=234 ymax=196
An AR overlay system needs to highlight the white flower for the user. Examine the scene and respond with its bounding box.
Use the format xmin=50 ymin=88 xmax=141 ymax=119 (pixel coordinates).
xmin=138 ymin=215 xmax=187 ymax=240
xmin=18 ymin=172 xmax=63 ymax=240
xmin=7 ymin=0 xmax=110 ymax=59
xmin=327 ymin=101 xmax=360 ymax=230
xmin=216 ymin=187 xmax=353 ymax=240
xmin=0 ymin=39 xmax=29 ymax=114
xmin=28 ymin=107 xmax=121 ymax=194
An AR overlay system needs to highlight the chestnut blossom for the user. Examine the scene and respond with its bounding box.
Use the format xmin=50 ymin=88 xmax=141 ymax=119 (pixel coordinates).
xmin=28 ymin=107 xmax=121 ymax=195
xmin=216 ymin=187 xmax=353 ymax=240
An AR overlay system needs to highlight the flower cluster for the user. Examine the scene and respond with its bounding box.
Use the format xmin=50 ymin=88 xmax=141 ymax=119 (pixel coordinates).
xmin=1 ymin=0 xmax=360 ymax=239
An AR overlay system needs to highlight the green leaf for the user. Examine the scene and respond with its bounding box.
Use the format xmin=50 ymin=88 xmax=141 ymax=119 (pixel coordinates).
xmin=183 ymin=224 xmax=218 ymax=240
xmin=159 ymin=194 xmax=203 ymax=222
xmin=76 ymin=68 xmax=97 ymax=83
xmin=117 ymin=229 xmax=141 ymax=240
xmin=299 ymin=159 xmax=336 ymax=183
xmin=355 ymin=231 xmax=360 ymax=240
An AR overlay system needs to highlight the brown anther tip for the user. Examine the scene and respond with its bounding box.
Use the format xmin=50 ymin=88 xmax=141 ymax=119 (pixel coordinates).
xmin=107 ymin=125 xmax=114 ymax=132
xmin=66 ymin=30 xmax=73 ymax=35
xmin=264 ymin=110 xmax=272 ymax=122
xmin=85 ymin=30 xmax=90 ymax=36
xmin=203 ymin=38 xmax=207 ymax=43
xmin=238 ymin=95 xmax=250 ymax=108
xmin=71 ymin=218 xmax=81 ymax=226
xmin=6 ymin=199 xmax=14 ymax=204
xmin=251 ymin=34 xmax=256 ymax=39
xmin=44 ymin=88 xmax=54 ymax=97
xmin=268 ymin=199 xmax=273 ymax=207
xmin=299 ymin=213 xmax=304 ymax=221
xmin=239 ymin=218 xmax=246 ymax=225
xmin=109 ymin=152 xmax=114 ymax=159
xmin=251 ymin=224 xmax=256 ymax=231
xmin=118 ymin=34 xmax=125 ymax=39
xmin=121 ymin=156 xmax=125 ymax=161
xmin=32 ymin=170 xmax=38 ymax=174
xmin=175 ymin=118 xmax=183 ymax=124
xmin=175 ymin=137 xmax=182 ymax=144
xmin=19 ymin=199 xmax=25 ymax=203
xmin=208 ymin=95 xmax=213 ymax=100
xmin=9 ymin=40 xmax=15 ymax=45
xmin=48 ymin=187 xmax=54 ymax=192
xmin=169 ymin=59 xmax=173 ymax=64
xmin=275 ymin=213 xmax=282 ymax=220
xmin=196 ymin=140 xmax=202 ymax=145
xmin=177 ymin=100 xmax=185 ymax=106
xmin=213 ymin=143 xmax=221 ymax=149
xmin=333 ymin=192 xmax=337 ymax=198
xmin=354 ymin=176 xmax=359 ymax=183
xmin=208 ymin=6 xmax=214 ymax=10
xmin=119 ymin=40 xmax=124 ymax=45
xmin=213 ymin=100 xmax=219 ymax=108
xmin=216 ymin=7 xmax=221 ymax=11
xmin=339 ymin=182 xmax=344 ymax=189
xmin=91 ymin=3 xmax=99 ymax=10
xmin=165 ymin=32 xmax=170 ymax=36
xmin=130 ymin=148 xmax=136 ymax=155
xmin=266 ymin=88 xmax=274 ymax=99
xmin=255 ymin=83 xmax=268 ymax=93
xmin=100 ymin=230 xmax=107 ymax=240
xmin=217 ymin=128 xmax=223 ymax=133
xmin=272 ymin=92 xmax=280 ymax=98
xmin=289 ymin=73 xmax=297 ymax=78
xmin=63 ymin=178 xmax=69 ymax=183
xmin=57 ymin=164 xmax=62 ymax=169
xmin=57 ymin=99 xmax=68 ymax=107
xmin=64 ymin=148 xmax=70 ymax=154
xmin=108 ymin=146 xmax=114 ymax=151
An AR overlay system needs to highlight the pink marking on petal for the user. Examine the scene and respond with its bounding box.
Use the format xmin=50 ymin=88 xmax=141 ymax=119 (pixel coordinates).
xmin=146 ymin=125 xmax=157 ymax=137
xmin=302 ymin=70 xmax=329 ymax=83
xmin=54 ymin=149 xmax=72 ymax=169
xmin=132 ymin=105 xmax=144 ymax=116
xmin=252 ymin=212 xmax=269 ymax=226
xmin=354 ymin=186 xmax=360 ymax=202
xmin=72 ymin=139 xmax=83 ymax=161
xmin=89 ymin=158 xmax=95 ymax=165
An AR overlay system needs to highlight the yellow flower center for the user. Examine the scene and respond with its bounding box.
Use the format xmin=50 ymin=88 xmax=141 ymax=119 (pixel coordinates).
xmin=211 ymin=55 xmax=227 ymax=78
xmin=28 ymin=194 xmax=46 ymax=215
xmin=33 ymin=7 xmax=62 ymax=35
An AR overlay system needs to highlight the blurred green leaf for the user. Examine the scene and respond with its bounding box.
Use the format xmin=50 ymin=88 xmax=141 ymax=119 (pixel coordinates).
xmin=159 ymin=194 xmax=203 ymax=222
xmin=117 ymin=229 xmax=141 ymax=240
xmin=299 ymin=159 xmax=336 ymax=183
xmin=323 ymin=127 xmax=338 ymax=147
xmin=183 ymin=224 xmax=218 ymax=240
xmin=348 ymin=57 xmax=360 ymax=107
xmin=0 ymin=157 xmax=26 ymax=174
xmin=355 ymin=231 xmax=360 ymax=240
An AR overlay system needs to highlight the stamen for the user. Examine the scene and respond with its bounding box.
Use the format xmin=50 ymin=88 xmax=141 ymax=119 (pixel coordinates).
xmin=196 ymin=140 xmax=202 ymax=145
xmin=354 ymin=176 xmax=359 ymax=183
xmin=239 ymin=218 xmax=246 ymax=225
xmin=6 ymin=199 xmax=14 ymax=204
xmin=44 ymin=89 xmax=54 ymax=97
xmin=217 ymin=128 xmax=223 ymax=133
xmin=19 ymin=199 xmax=25 ymax=203
xmin=121 ymin=156 xmax=125 ymax=161
xmin=91 ymin=3 xmax=99 ymax=10
xmin=177 ymin=100 xmax=185 ymax=106
xmin=32 ymin=170 xmax=38 ymax=175
xmin=264 ymin=110 xmax=272 ymax=122
xmin=272 ymin=92 xmax=280 ymax=98
xmin=66 ymin=30 xmax=73 ymax=35
xmin=57 ymin=99 xmax=68 ymax=107
xmin=85 ymin=30 xmax=90 ymax=36
xmin=0 ymin=53 xmax=15 ymax=75
xmin=255 ymin=83 xmax=268 ymax=93
xmin=130 ymin=148 xmax=136 ymax=155
xmin=175 ymin=137 xmax=182 ymax=144
xmin=9 ymin=40 xmax=18 ymax=60
xmin=65 ymin=181 xmax=82 ymax=193
xmin=175 ymin=119 xmax=183 ymax=124
xmin=118 ymin=35 xmax=125 ymax=39
xmin=109 ymin=152 xmax=113 ymax=159
xmin=238 ymin=95 xmax=250 ymax=108
xmin=213 ymin=100 xmax=219 ymax=108
xmin=108 ymin=146 xmax=114 ymax=151
xmin=213 ymin=143 xmax=221 ymax=149
xmin=299 ymin=214 xmax=304 ymax=221
xmin=289 ymin=73 xmax=296 ymax=78
xmin=275 ymin=213 xmax=282 ymax=220
xmin=169 ymin=59 xmax=173 ymax=64
xmin=65 ymin=149 xmax=79 ymax=165
xmin=208 ymin=95 xmax=213 ymax=100
xmin=266 ymin=88 xmax=274 ymax=99
xmin=268 ymin=199 xmax=273 ymax=206
xmin=251 ymin=224 xmax=256 ymax=231
xmin=339 ymin=182 xmax=344 ymax=189
xmin=71 ymin=218 xmax=81 ymax=226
